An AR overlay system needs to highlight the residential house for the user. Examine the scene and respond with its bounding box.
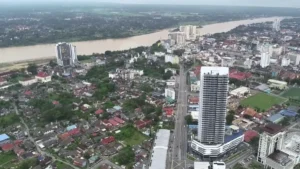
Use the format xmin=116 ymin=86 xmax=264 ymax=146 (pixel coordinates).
xmin=19 ymin=77 xmax=37 ymax=86
xmin=134 ymin=120 xmax=152 ymax=130
xmin=73 ymin=158 xmax=87 ymax=168
xmin=35 ymin=72 xmax=52 ymax=83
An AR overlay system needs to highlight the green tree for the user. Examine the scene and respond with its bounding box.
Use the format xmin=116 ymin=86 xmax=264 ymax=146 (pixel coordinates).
xmin=226 ymin=113 xmax=235 ymax=125
xmin=27 ymin=63 xmax=38 ymax=75
xmin=173 ymin=49 xmax=185 ymax=56
xmin=113 ymin=146 xmax=135 ymax=165
xmin=185 ymin=115 xmax=193 ymax=125
xmin=49 ymin=60 xmax=57 ymax=68
xmin=163 ymin=71 xmax=173 ymax=80
xmin=84 ymin=152 xmax=91 ymax=160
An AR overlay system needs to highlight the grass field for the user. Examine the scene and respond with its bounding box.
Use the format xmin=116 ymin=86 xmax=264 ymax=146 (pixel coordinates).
xmin=0 ymin=152 xmax=17 ymax=166
xmin=123 ymin=130 xmax=148 ymax=146
xmin=241 ymin=92 xmax=285 ymax=111
xmin=282 ymin=88 xmax=300 ymax=99
xmin=116 ymin=126 xmax=148 ymax=146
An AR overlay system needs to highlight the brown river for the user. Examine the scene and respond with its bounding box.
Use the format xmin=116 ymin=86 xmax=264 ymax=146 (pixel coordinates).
xmin=0 ymin=17 xmax=285 ymax=63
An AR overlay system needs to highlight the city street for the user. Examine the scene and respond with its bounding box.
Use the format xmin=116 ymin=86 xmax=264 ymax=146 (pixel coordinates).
xmin=171 ymin=64 xmax=188 ymax=169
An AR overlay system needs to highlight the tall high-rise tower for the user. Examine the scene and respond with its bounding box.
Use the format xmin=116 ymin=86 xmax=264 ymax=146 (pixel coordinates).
xmin=198 ymin=67 xmax=229 ymax=144
xmin=55 ymin=42 xmax=78 ymax=67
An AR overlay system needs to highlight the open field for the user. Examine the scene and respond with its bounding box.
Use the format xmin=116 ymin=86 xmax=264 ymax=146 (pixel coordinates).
xmin=281 ymin=87 xmax=300 ymax=100
xmin=0 ymin=152 xmax=17 ymax=166
xmin=241 ymin=92 xmax=285 ymax=111
xmin=116 ymin=126 xmax=149 ymax=146
xmin=123 ymin=130 xmax=148 ymax=146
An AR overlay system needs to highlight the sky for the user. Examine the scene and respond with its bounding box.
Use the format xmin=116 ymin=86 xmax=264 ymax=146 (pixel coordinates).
xmin=1 ymin=0 xmax=300 ymax=8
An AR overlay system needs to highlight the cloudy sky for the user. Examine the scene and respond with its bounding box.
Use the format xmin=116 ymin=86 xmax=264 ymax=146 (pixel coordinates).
xmin=1 ymin=0 xmax=300 ymax=8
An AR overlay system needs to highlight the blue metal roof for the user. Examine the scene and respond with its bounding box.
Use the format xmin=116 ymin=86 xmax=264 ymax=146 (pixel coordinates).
xmin=66 ymin=125 xmax=77 ymax=131
xmin=0 ymin=134 xmax=9 ymax=142
xmin=224 ymin=129 xmax=244 ymax=143
xmin=267 ymin=113 xmax=285 ymax=123
xmin=279 ymin=109 xmax=297 ymax=117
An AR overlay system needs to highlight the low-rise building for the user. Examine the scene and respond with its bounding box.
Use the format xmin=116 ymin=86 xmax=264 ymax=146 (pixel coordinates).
xmin=267 ymin=79 xmax=287 ymax=90
xmin=19 ymin=77 xmax=37 ymax=86
xmin=35 ymin=72 xmax=52 ymax=83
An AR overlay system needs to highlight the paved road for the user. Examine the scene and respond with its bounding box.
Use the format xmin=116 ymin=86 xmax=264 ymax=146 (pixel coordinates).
xmin=226 ymin=150 xmax=253 ymax=169
xmin=13 ymin=102 xmax=80 ymax=169
xmin=171 ymin=64 xmax=188 ymax=169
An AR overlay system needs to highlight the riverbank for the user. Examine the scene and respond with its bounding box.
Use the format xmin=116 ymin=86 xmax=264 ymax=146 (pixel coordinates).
xmin=0 ymin=16 xmax=285 ymax=64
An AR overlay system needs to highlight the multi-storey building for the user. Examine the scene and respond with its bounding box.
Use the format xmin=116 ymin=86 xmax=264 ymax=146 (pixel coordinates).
xmin=55 ymin=42 xmax=78 ymax=67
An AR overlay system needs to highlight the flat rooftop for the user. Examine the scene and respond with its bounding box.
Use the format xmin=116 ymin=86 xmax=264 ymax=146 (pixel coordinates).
xmin=149 ymin=129 xmax=170 ymax=169
xmin=224 ymin=128 xmax=244 ymax=143
xmin=261 ymin=123 xmax=283 ymax=135
xmin=268 ymin=150 xmax=292 ymax=166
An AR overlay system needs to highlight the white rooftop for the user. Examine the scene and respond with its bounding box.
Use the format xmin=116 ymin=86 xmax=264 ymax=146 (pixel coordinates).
xmin=230 ymin=86 xmax=249 ymax=96
xmin=149 ymin=129 xmax=170 ymax=169
xmin=194 ymin=162 xmax=210 ymax=169
xmin=201 ymin=66 xmax=229 ymax=76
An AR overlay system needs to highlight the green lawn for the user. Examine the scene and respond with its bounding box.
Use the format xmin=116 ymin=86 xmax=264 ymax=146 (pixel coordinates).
xmin=123 ymin=130 xmax=148 ymax=146
xmin=115 ymin=126 xmax=148 ymax=146
xmin=282 ymin=88 xmax=300 ymax=99
xmin=241 ymin=92 xmax=285 ymax=111
xmin=56 ymin=162 xmax=72 ymax=169
xmin=0 ymin=152 xmax=17 ymax=165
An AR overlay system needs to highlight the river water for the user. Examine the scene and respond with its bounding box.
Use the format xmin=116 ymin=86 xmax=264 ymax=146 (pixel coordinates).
xmin=0 ymin=17 xmax=284 ymax=63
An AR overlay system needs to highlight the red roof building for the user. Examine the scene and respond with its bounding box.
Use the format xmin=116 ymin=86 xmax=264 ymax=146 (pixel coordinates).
xmin=108 ymin=119 xmax=119 ymax=126
xmin=102 ymin=120 xmax=112 ymax=127
xmin=36 ymin=72 xmax=50 ymax=78
xmin=24 ymin=90 xmax=32 ymax=96
xmin=189 ymin=97 xmax=199 ymax=104
xmin=59 ymin=133 xmax=71 ymax=140
xmin=95 ymin=109 xmax=104 ymax=115
xmin=113 ymin=117 xmax=125 ymax=124
xmin=229 ymin=69 xmax=252 ymax=80
xmin=1 ymin=143 xmax=14 ymax=152
xmin=68 ymin=128 xmax=81 ymax=136
xmin=244 ymin=130 xmax=258 ymax=142
xmin=134 ymin=120 xmax=152 ymax=130
xmin=101 ymin=136 xmax=115 ymax=145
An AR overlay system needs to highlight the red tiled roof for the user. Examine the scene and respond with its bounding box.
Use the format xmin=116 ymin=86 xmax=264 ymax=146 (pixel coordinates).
xmin=52 ymin=101 xmax=59 ymax=105
xmin=244 ymin=130 xmax=258 ymax=142
xmin=95 ymin=109 xmax=104 ymax=115
xmin=24 ymin=90 xmax=32 ymax=95
xmin=101 ymin=136 xmax=115 ymax=145
xmin=163 ymin=107 xmax=173 ymax=112
xmin=244 ymin=108 xmax=257 ymax=117
xmin=14 ymin=140 xmax=23 ymax=146
xmin=68 ymin=128 xmax=81 ymax=136
xmin=134 ymin=120 xmax=152 ymax=129
xmin=189 ymin=97 xmax=199 ymax=103
xmin=229 ymin=69 xmax=252 ymax=80
xmin=108 ymin=119 xmax=119 ymax=126
xmin=113 ymin=117 xmax=125 ymax=124
xmin=36 ymin=72 xmax=49 ymax=78
xmin=59 ymin=133 xmax=70 ymax=140
xmin=1 ymin=143 xmax=14 ymax=151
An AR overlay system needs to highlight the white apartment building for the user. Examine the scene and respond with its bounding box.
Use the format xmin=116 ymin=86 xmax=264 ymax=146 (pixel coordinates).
xmin=191 ymin=81 xmax=200 ymax=92
xmin=165 ymin=88 xmax=176 ymax=100
xmin=165 ymin=55 xmax=179 ymax=64
xmin=168 ymin=32 xmax=186 ymax=45
xmin=260 ymin=52 xmax=271 ymax=68
xmin=180 ymin=25 xmax=197 ymax=40
xmin=281 ymin=57 xmax=291 ymax=67
xmin=55 ymin=42 xmax=78 ymax=67
xmin=288 ymin=52 xmax=300 ymax=65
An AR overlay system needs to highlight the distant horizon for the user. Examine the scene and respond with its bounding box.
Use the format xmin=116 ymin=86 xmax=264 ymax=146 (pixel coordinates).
xmin=0 ymin=0 xmax=300 ymax=8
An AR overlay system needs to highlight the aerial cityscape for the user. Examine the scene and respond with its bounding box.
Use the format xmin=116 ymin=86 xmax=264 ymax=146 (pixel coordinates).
xmin=2 ymin=1 xmax=300 ymax=169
